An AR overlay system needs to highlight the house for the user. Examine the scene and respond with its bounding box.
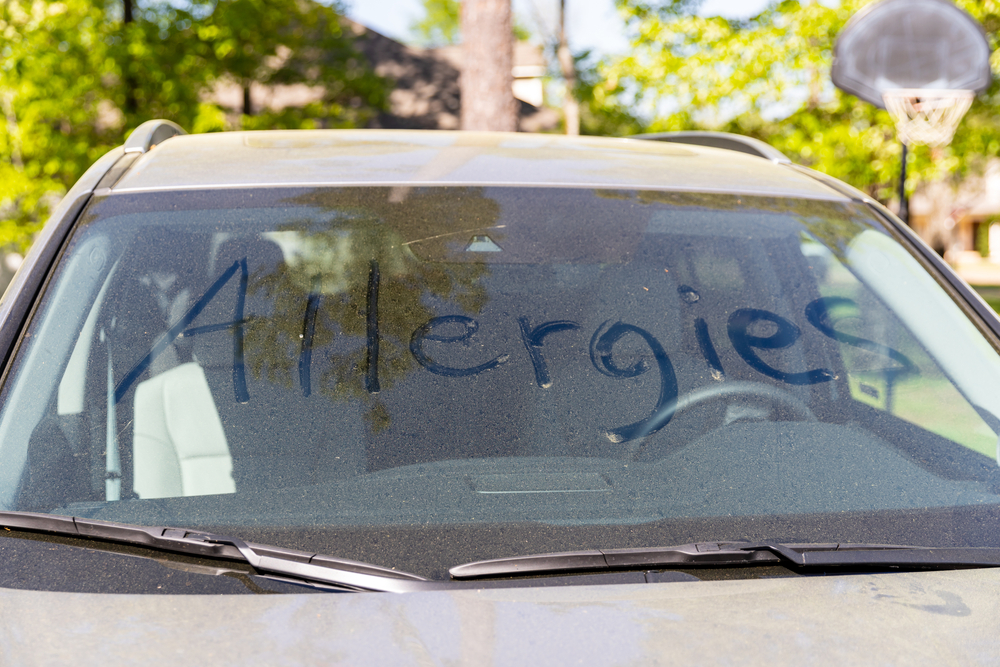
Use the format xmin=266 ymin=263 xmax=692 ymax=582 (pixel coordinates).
xmin=906 ymin=158 xmax=1000 ymax=284
xmin=344 ymin=21 xmax=558 ymax=132
xmin=210 ymin=20 xmax=559 ymax=133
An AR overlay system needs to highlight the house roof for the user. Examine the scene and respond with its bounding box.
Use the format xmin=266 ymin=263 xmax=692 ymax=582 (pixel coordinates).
xmin=205 ymin=20 xmax=558 ymax=132
xmin=346 ymin=21 xmax=558 ymax=131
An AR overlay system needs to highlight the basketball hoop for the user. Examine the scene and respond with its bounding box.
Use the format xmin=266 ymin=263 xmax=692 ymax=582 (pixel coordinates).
xmin=832 ymin=0 xmax=991 ymax=225
xmin=882 ymin=89 xmax=975 ymax=147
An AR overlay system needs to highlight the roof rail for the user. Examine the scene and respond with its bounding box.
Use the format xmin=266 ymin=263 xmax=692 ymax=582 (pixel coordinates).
xmin=632 ymin=131 xmax=792 ymax=164
xmin=123 ymin=119 xmax=187 ymax=154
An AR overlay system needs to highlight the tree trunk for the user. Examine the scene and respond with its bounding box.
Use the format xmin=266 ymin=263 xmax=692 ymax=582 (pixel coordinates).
xmin=123 ymin=0 xmax=137 ymax=116
xmin=558 ymin=0 xmax=579 ymax=135
xmin=460 ymin=0 xmax=517 ymax=132
xmin=243 ymin=84 xmax=253 ymax=116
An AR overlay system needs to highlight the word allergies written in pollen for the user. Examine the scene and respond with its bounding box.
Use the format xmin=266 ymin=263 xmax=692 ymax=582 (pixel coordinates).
xmin=116 ymin=261 xmax=914 ymax=444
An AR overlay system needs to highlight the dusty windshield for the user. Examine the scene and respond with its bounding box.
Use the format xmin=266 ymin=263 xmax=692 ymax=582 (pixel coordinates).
xmin=3 ymin=186 xmax=1000 ymax=578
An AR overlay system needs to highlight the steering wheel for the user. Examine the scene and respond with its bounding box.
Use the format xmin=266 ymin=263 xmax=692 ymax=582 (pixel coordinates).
xmin=630 ymin=381 xmax=818 ymax=454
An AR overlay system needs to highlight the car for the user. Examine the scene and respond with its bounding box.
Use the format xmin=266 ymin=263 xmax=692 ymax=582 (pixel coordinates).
xmin=1 ymin=120 xmax=1000 ymax=664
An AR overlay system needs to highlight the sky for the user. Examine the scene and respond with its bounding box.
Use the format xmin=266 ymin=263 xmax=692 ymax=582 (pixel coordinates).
xmin=346 ymin=0 xmax=773 ymax=58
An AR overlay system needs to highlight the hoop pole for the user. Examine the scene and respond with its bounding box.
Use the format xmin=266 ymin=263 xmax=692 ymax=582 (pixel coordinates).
xmin=898 ymin=142 xmax=909 ymax=226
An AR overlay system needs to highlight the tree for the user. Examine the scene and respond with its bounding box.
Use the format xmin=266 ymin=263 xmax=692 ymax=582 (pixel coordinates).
xmin=0 ymin=0 xmax=117 ymax=249
xmin=411 ymin=0 xmax=461 ymax=47
xmin=575 ymin=51 xmax=644 ymax=137
xmin=0 ymin=0 xmax=386 ymax=251
xmin=460 ymin=0 xmax=518 ymax=131
xmin=599 ymin=0 xmax=1000 ymax=217
xmin=124 ymin=0 xmax=387 ymax=129
xmin=410 ymin=0 xmax=531 ymax=46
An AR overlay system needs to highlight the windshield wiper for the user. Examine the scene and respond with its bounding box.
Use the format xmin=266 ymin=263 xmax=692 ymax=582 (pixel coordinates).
xmin=0 ymin=511 xmax=431 ymax=593
xmin=450 ymin=541 xmax=1000 ymax=579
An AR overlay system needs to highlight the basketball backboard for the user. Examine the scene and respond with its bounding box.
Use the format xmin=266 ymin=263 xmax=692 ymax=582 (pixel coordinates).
xmin=832 ymin=0 xmax=991 ymax=109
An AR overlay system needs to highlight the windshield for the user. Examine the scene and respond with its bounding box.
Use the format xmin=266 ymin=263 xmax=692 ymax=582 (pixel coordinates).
xmin=3 ymin=185 xmax=1000 ymax=579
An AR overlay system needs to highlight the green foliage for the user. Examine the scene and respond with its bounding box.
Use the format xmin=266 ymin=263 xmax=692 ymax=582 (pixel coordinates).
xmin=0 ymin=0 xmax=386 ymax=251
xmin=410 ymin=0 xmax=532 ymax=46
xmin=600 ymin=0 xmax=1000 ymax=203
xmin=575 ymin=52 xmax=644 ymax=137
xmin=411 ymin=0 xmax=460 ymax=46
xmin=176 ymin=0 xmax=386 ymax=120
xmin=0 ymin=0 xmax=118 ymax=249
xmin=512 ymin=17 xmax=532 ymax=42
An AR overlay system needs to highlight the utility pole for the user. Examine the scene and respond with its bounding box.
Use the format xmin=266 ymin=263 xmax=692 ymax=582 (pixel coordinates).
xmin=558 ymin=0 xmax=579 ymax=135
xmin=460 ymin=0 xmax=518 ymax=131
xmin=898 ymin=142 xmax=909 ymax=225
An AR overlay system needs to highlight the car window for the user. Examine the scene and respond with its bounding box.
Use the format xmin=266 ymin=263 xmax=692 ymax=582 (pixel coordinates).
xmin=3 ymin=186 xmax=1000 ymax=579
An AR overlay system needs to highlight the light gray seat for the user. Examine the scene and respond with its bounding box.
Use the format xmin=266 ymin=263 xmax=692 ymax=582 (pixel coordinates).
xmin=133 ymin=361 xmax=235 ymax=499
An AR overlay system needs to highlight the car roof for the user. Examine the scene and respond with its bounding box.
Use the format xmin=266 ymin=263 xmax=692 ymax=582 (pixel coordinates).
xmin=109 ymin=129 xmax=848 ymax=201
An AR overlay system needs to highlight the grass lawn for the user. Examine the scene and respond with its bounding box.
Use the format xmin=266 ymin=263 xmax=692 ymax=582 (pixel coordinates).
xmin=972 ymin=285 xmax=1000 ymax=313
xmin=847 ymin=373 xmax=997 ymax=458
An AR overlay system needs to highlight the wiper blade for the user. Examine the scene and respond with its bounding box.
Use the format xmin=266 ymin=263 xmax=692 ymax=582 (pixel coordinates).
xmin=0 ymin=511 xmax=430 ymax=593
xmin=450 ymin=541 xmax=1000 ymax=579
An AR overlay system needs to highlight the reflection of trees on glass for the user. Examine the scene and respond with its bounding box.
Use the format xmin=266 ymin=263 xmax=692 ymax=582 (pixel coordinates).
xmin=611 ymin=190 xmax=872 ymax=260
xmin=242 ymin=187 xmax=500 ymax=431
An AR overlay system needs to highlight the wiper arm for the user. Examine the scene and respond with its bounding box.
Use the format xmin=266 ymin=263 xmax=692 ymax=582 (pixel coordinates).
xmin=0 ymin=511 xmax=430 ymax=593
xmin=450 ymin=541 xmax=1000 ymax=579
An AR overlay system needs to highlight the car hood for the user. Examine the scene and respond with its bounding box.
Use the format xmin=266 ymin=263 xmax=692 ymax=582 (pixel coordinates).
xmin=2 ymin=568 xmax=998 ymax=664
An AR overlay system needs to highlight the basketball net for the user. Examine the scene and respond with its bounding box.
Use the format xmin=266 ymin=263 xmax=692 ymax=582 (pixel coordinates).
xmin=882 ymin=89 xmax=974 ymax=147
